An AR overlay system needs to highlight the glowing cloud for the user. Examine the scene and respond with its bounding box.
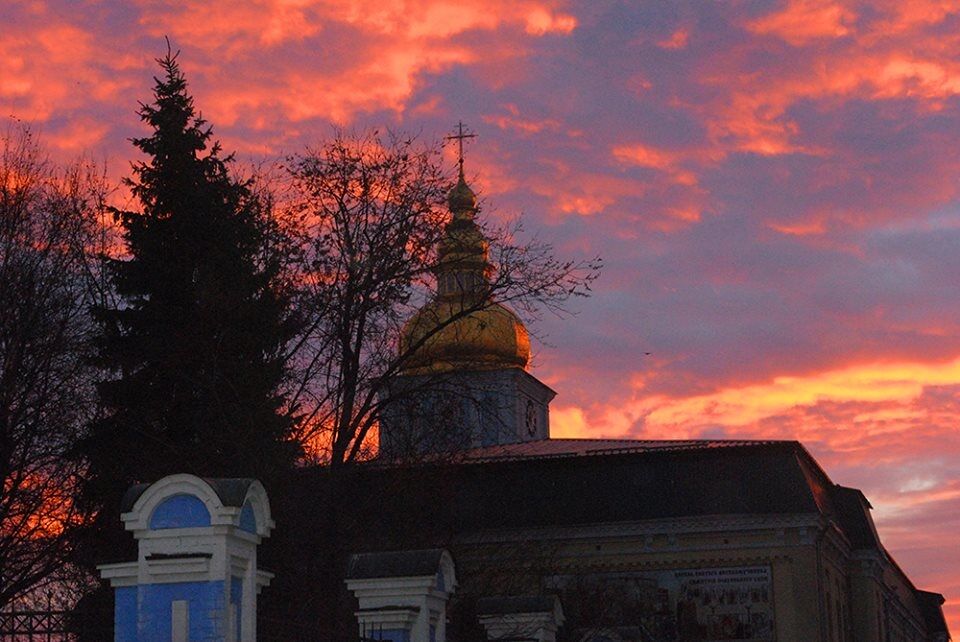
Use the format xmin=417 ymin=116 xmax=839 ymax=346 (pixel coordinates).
xmin=747 ymin=0 xmax=855 ymax=45
xmin=5 ymin=0 xmax=960 ymax=630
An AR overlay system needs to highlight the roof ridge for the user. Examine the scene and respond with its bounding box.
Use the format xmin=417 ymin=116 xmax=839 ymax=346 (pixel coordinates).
xmin=538 ymin=437 xmax=791 ymax=444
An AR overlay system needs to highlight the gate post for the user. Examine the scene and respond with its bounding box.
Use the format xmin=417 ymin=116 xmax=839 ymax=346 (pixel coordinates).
xmin=98 ymin=475 xmax=274 ymax=642
xmin=476 ymin=596 xmax=564 ymax=642
xmin=345 ymin=549 xmax=457 ymax=642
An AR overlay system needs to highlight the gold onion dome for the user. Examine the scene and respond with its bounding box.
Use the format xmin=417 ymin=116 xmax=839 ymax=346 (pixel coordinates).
xmin=400 ymin=166 xmax=530 ymax=374
xmin=401 ymin=301 xmax=531 ymax=373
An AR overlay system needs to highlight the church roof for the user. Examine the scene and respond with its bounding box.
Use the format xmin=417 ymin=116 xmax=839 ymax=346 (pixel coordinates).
xmin=830 ymin=485 xmax=881 ymax=549
xmin=455 ymin=437 xmax=784 ymax=462
xmin=350 ymin=439 xmax=930 ymax=560
xmin=348 ymin=440 xmax=835 ymax=532
xmin=916 ymin=590 xmax=950 ymax=635
xmin=456 ymin=440 xmax=829 ymax=527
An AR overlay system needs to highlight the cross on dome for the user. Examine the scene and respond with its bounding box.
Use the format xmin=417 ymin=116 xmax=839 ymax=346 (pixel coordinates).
xmin=445 ymin=121 xmax=479 ymax=215
xmin=445 ymin=121 xmax=476 ymax=176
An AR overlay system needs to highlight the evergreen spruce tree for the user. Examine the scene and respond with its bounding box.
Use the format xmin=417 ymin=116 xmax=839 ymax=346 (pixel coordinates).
xmin=80 ymin=51 xmax=299 ymax=525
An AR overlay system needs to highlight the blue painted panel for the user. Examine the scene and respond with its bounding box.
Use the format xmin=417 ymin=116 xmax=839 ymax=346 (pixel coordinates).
xmin=375 ymin=628 xmax=411 ymax=642
xmin=239 ymin=500 xmax=257 ymax=533
xmin=131 ymin=581 xmax=226 ymax=641
xmin=149 ymin=494 xmax=211 ymax=529
xmin=231 ymin=576 xmax=243 ymax=639
xmin=114 ymin=587 xmax=137 ymax=642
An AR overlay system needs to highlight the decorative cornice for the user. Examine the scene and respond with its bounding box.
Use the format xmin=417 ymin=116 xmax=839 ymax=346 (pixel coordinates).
xmin=456 ymin=513 xmax=825 ymax=545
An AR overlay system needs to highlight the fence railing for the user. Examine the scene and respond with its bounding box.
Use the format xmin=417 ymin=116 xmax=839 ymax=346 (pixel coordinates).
xmin=0 ymin=609 xmax=76 ymax=642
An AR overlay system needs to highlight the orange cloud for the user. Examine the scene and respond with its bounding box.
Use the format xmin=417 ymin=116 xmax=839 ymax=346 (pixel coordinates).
xmin=874 ymin=56 xmax=960 ymax=99
xmin=551 ymin=356 xmax=960 ymax=448
xmin=550 ymin=405 xmax=590 ymax=438
xmin=644 ymin=357 xmax=960 ymax=434
xmin=0 ymin=22 xmax=137 ymax=120
xmin=747 ymin=0 xmax=855 ymax=45
xmin=130 ymin=0 xmax=580 ymax=128
xmin=859 ymin=0 xmax=960 ymax=39
xmin=612 ymin=143 xmax=700 ymax=185
xmin=483 ymin=104 xmax=562 ymax=134
xmin=523 ymin=158 xmax=651 ymax=218
xmin=767 ymin=218 xmax=827 ymax=237
xmin=136 ymin=0 xmax=322 ymax=49
xmin=657 ymin=28 xmax=689 ymax=50
xmin=220 ymin=43 xmax=474 ymax=125
xmin=695 ymin=3 xmax=960 ymax=158
xmin=613 ymin=144 xmax=677 ymax=170
xmin=523 ymin=7 xmax=577 ymax=35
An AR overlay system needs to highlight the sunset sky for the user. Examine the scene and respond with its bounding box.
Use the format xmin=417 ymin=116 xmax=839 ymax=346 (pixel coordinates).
xmin=5 ymin=0 xmax=960 ymax=629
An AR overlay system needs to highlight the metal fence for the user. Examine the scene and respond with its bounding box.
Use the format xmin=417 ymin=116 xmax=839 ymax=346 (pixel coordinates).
xmin=0 ymin=609 xmax=76 ymax=642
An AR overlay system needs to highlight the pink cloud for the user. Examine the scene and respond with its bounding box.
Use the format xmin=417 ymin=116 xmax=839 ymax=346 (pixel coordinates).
xmin=689 ymin=4 xmax=960 ymax=165
xmin=135 ymin=0 xmax=322 ymax=49
xmin=0 ymin=22 xmax=139 ymax=120
xmin=657 ymin=28 xmax=689 ymax=50
xmin=120 ymin=0 xmax=581 ymax=138
xmin=523 ymin=7 xmax=577 ymax=35
xmin=612 ymin=143 xmax=706 ymax=186
xmin=747 ymin=0 xmax=855 ymax=45
xmin=483 ymin=104 xmax=562 ymax=135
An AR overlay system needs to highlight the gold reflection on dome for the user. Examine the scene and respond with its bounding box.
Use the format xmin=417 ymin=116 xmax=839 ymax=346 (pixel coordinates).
xmin=401 ymin=299 xmax=531 ymax=373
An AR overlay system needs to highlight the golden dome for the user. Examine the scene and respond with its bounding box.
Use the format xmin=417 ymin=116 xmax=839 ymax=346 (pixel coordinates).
xmin=399 ymin=149 xmax=530 ymax=374
xmin=401 ymin=299 xmax=530 ymax=374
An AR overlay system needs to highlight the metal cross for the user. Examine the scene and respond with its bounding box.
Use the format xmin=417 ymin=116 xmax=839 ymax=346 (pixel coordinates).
xmin=445 ymin=121 xmax=477 ymax=170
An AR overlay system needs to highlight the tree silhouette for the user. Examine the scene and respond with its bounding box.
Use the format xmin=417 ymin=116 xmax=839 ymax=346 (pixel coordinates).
xmin=284 ymin=130 xmax=600 ymax=468
xmin=79 ymin=49 xmax=300 ymax=532
xmin=0 ymin=125 xmax=104 ymax=608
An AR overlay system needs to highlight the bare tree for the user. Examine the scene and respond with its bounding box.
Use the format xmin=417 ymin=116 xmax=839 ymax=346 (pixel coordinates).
xmin=283 ymin=130 xmax=600 ymax=468
xmin=0 ymin=125 xmax=105 ymax=608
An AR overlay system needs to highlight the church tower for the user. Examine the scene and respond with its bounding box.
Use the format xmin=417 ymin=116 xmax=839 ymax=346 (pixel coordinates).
xmin=379 ymin=134 xmax=555 ymax=458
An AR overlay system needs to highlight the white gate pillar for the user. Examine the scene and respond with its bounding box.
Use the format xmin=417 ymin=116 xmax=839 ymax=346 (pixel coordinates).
xmin=99 ymin=474 xmax=274 ymax=642
xmin=345 ymin=549 xmax=457 ymax=642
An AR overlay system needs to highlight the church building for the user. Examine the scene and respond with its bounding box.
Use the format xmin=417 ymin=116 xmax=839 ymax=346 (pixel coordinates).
xmin=356 ymin=155 xmax=952 ymax=642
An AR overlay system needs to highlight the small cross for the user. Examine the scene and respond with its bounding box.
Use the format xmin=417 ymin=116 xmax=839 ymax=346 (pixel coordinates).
xmin=445 ymin=121 xmax=477 ymax=171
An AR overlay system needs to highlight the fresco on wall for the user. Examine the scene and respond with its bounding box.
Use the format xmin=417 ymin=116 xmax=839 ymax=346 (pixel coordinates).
xmin=547 ymin=566 xmax=774 ymax=642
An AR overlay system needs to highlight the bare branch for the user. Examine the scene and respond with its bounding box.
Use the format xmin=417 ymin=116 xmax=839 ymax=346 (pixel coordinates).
xmin=282 ymin=129 xmax=600 ymax=466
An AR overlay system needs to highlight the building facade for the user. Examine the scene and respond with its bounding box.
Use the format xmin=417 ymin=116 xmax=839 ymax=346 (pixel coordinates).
xmin=365 ymin=162 xmax=951 ymax=642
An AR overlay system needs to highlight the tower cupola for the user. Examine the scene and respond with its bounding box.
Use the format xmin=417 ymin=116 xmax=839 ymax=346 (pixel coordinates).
xmin=400 ymin=154 xmax=529 ymax=374
xmin=379 ymin=124 xmax=554 ymax=459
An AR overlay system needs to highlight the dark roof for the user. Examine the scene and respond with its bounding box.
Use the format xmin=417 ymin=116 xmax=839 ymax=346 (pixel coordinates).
xmin=915 ymin=590 xmax=950 ymax=635
xmin=203 ymin=478 xmax=257 ymax=507
xmin=831 ymin=485 xmax=880 ymax=549
xmin=119 ymin=483 xmax=151 ymax=513
xmin=120 ymin=477 xmax=256 ymax=512
xmin=476 ymin=596 xmax=559 ymax=616
xmin=416 ymin=440 xmax=829 ymax=528
xmin=457 ymin=438 xmax=784 ymax=462
xmin=295 ymin=440 xmax=877 ymax=537
xmin=291 ymin=440 xmax=843 ymax=562
xmin=346 ymin=549 xmax=446 ymax=580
